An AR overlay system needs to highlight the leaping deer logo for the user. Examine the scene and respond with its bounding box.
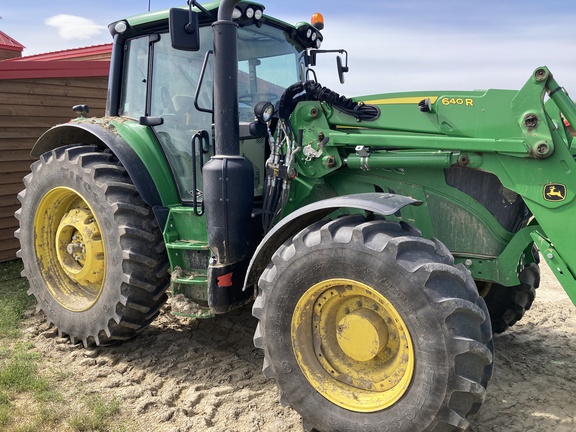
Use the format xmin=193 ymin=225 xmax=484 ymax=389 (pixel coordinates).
xmin=544 ymin=184 xmax=567 ymax=201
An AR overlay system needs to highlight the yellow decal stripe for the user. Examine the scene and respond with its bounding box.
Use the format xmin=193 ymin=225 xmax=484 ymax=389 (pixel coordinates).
xmin=363 ymin=96 xmax=439 ymax=105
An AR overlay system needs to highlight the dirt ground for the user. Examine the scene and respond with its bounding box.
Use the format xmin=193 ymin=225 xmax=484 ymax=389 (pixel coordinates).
xmin=21 ymin=262 xmax=576 ymax=432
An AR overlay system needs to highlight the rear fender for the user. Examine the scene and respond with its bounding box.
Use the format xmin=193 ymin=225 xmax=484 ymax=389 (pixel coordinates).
xmin=243 ymin=193 xmax=421 ymax=290
xmin=32 ymin=122 xmax=169 ymax=228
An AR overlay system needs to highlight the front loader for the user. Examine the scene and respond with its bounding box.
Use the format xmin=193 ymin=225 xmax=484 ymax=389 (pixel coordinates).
xmin=15 ymin=1 xmax=576 ymax=431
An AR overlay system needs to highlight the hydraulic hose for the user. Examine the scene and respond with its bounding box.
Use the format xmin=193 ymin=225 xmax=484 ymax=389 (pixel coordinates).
xmin=279 ymin=81 xmax=380 ymax=122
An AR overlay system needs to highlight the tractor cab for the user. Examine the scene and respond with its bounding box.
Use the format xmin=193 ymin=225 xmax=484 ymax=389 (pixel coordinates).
xmin=108 ymin=2 xmax=323 ymax=202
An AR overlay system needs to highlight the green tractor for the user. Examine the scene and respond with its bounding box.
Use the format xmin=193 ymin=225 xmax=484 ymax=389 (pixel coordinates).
xmin=15 ymin=1 xmax=576 ymax=431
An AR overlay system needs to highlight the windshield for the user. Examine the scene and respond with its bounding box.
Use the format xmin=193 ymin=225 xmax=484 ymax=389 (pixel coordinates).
xmin=120 ymin=22 xmax=304 ymax=202
xmin=237 ymin=24 xmax=303 ymax=120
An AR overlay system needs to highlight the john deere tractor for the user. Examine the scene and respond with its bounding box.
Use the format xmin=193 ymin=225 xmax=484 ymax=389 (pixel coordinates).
xmin=15 ymin=1 xmax=576 ymax=431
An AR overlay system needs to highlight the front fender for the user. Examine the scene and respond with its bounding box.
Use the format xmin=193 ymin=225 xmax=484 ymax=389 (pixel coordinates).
xmin=243 ymin=193 xmax=421 ymax=290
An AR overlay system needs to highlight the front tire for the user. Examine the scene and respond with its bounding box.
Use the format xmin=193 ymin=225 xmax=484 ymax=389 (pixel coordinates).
xmin=253 ymin=215 xmax=493 ymax=432
xmin=15 ymin=145 xmax=169 ymax=346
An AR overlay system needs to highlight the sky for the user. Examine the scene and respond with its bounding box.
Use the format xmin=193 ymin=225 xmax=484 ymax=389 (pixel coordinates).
xmin=2 ymin=0 xmax=576 ymax=97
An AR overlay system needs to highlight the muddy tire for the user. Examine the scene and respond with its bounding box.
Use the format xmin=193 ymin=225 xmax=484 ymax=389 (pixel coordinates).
xmin=253 ymin=215 xmax=493 ymax=432
xmin=481 ymin=262 xmax=539 ymax=334
xmin=15 ymin=145 xmax=169 ymax=346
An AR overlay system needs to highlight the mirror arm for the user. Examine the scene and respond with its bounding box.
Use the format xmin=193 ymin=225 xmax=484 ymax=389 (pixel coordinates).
xmin=188 ymin=0 xmax=216 ymax=21
xmin=306 ymin=49 xmax=349 ymax=83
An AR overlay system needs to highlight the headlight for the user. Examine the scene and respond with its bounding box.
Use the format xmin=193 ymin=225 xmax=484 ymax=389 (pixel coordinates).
xmin=254 ymin=101 xmax=275 ymax=123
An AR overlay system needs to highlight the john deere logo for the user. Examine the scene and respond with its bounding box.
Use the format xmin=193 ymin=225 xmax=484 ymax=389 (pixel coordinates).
xmin=544 ymin=184 xmax=567 ymax=201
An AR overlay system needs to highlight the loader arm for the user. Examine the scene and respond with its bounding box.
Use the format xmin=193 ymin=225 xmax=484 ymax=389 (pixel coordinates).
xmin=487 ymin=67 xmax=576 ymax=305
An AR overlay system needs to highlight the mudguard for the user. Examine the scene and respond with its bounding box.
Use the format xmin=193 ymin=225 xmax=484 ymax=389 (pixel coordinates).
xmin=32 ymin=122 xmax=163 ymax=211
xmin=243 ymin=193 xmax=421 ymax=290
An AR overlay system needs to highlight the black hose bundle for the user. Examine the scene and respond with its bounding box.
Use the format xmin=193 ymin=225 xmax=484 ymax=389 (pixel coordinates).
xmin=278 ymin=81 xmax=380 ymax=122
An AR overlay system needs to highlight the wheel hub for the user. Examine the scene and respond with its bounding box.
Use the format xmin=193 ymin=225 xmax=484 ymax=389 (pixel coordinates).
xmin=56 ymin=207 xmax=105 ymax=286
xmin=34 ymin=187 xmax=106 ymax=312
xmin=336 ymin=308 xmax=389 ymax=362
xmin=292 ymin=278 xmax=414 ymax=412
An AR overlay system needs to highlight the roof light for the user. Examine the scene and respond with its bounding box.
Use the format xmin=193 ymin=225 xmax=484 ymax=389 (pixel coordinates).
xmin=296 ymin=22 xmax=323 ymax=49
xmin=311 ymin=13 xmax=324 ymax=30
xmin=114 ymin=21 xmax=128 ymax=34
xmin=232 ymin=7 xmax=243 ymax=19
xmin=232 ymin=4 xmax=265 ymax=23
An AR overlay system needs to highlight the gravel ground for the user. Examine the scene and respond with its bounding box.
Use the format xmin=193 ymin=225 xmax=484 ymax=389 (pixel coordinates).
xmin=21 ymin=262 xmax=576 ymax=432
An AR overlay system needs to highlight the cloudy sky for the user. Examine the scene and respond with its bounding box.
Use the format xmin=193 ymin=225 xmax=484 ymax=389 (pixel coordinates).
xmin=2 ymin=0 xmax=576 ymax=96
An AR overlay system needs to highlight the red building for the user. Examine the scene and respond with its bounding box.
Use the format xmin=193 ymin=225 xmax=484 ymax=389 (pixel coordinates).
xmin=0 ymin=30 xmax=25 ymax=60
xmin=0 ymin=33 xmax=112 ymax=262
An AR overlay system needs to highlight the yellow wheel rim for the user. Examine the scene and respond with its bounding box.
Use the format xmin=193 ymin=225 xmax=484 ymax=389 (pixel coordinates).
xmin=34 ymin=187 xmax=106 ymax=312
xmin=291 ymin=278 xmax=414 ymax=412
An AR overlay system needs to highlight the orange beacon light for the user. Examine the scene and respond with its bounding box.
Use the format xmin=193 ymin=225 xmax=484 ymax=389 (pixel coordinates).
xmin=311 ymin=12 xmax=324 ymax=30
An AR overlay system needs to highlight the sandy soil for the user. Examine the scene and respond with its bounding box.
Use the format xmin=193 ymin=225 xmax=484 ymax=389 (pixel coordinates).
xmin=22 ymin=262 xmax=576 ymax=432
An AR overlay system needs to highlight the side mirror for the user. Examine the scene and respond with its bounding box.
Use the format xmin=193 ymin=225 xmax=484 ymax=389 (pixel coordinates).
xmin=169 ymin=8 xmax=200 ymax=51
xmin=336 ymin=55 xmax=349 ymax=84
xmin=307 ymin=49 xmax=349 ymax=84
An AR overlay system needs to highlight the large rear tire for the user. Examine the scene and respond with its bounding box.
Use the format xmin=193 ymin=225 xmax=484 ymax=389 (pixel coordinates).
xmin=253 ymin=215 xmax=493 ymax=432
xmin=15 ymin=145 xmax=169 ymax=346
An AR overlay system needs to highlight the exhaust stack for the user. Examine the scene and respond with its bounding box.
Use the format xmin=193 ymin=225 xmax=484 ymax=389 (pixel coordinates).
xmin=203 ymin=0 xmax=255 ymax=309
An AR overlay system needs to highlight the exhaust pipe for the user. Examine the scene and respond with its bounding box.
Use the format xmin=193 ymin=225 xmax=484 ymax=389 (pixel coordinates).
xmin=203 ymin=0 xmax=255 ymax=307
xmin=212 ymin=0 xmax=241 ymax=156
